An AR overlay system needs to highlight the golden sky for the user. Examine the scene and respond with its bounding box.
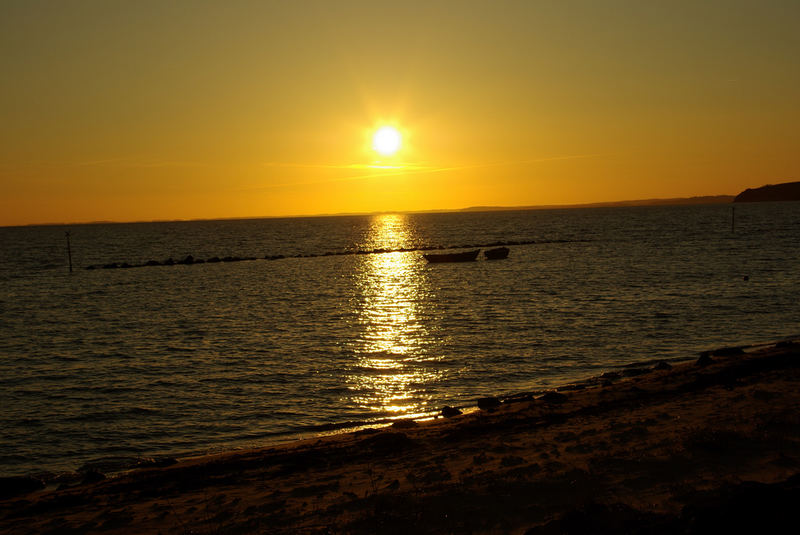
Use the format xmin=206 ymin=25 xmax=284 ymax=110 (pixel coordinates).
xmin=1 ymin=0 xmax=798 ymax=225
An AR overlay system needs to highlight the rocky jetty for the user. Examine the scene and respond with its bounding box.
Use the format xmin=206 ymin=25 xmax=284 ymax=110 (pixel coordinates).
xmin=81 ymin=238 xmax=591 ymax=271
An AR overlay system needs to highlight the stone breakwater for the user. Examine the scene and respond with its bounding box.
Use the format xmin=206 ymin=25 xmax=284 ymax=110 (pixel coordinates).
xmin=83 ymin=238 xmax=588 ymax=270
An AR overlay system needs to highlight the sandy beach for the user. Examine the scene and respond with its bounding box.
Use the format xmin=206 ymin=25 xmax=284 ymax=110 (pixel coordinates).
xmin=1 ymin=339 xmax=799 ymax=534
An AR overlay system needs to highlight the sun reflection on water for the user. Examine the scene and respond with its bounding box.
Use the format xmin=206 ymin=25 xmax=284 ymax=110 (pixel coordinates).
xmin=347 ymin=214 xmax=442 ymax=419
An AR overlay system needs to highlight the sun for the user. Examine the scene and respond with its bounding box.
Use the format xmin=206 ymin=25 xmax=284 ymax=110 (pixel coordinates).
xmin=372 ymin=126 xmax=402 ymax=156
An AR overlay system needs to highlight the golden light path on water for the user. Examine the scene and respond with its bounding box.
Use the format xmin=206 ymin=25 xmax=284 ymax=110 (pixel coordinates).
xmin=347 ymin=214 xmax=444 ymax=420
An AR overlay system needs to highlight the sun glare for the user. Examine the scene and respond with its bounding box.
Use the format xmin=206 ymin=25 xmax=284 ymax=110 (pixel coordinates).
xmin=372 ymin=126 xmax=402 ymax=156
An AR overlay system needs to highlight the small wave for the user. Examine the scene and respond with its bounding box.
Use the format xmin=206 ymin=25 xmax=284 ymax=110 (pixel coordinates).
xmin=64 ymin=406 xmax=157 ymax=422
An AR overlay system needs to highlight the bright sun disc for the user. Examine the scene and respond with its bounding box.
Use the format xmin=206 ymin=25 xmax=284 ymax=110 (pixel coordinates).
xmin=372 ymin=127 xmax=402 ymax=156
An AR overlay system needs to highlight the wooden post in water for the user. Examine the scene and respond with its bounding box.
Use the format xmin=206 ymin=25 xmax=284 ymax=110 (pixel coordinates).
xmin=731 ymin=206 xmax=735 ymax=233
xmin=65 ymin=231 xmax=73 ymax=273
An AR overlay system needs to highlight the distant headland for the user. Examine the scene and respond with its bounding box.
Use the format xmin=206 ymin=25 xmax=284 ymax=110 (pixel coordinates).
xmin=460 ymin=195 xmax=735 ymax=212
xmin=733 ymin=181 xmax=800 ymax=203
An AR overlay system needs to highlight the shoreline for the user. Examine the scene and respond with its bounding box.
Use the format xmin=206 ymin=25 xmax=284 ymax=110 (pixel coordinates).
xmin=2 ymin=338 xmax=799 ymax=533
xmin=0 ymin=344 xmax=706 ymax=482
xmin=0 ymin=345 xmax=704 ymax=483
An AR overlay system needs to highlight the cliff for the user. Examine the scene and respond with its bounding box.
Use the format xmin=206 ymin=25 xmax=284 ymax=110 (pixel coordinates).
xmin=734 ymin=181 xmax=800 ymax=203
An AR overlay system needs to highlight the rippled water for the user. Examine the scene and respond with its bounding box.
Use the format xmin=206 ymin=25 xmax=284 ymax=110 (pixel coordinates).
xmin=1 ymin=203 xmax=799 ymax=477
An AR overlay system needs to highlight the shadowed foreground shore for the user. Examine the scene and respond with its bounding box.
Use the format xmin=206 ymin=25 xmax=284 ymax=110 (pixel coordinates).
xmin=2 ymin=340 xmax=799 ymax=534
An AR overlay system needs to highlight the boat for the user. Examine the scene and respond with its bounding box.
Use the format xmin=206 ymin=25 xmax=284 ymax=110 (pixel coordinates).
xmin=484 ymin=247 xmax=510 ymax=260
xmin=423 ymin=249 xmax=481 ymax=263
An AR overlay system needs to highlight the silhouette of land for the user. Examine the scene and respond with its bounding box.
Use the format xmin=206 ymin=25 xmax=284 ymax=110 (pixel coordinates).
xmin=1 ymin=340 xmax=799 ymax=534
xmin=734 ymin=181 xmax=800 ymax=203
xmin=460 ymin=195 xmax=735 ymax=212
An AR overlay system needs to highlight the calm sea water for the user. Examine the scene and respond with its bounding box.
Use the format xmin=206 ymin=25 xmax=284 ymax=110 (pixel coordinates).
xmin=1 ymin=203 xmax=798 ymax=477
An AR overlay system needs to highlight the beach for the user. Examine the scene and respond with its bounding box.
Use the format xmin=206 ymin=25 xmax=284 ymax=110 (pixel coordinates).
xmin=1 ymin=339 xmax=798 ymax=534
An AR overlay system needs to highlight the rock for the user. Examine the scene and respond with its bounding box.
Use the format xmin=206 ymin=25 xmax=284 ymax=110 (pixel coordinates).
xmin=178 ymin=255 xmax=194 ymax=265
xmin=135 ymin=457 xmax=178 ymax=469
xmin=81 ymin=469 xmax=106 ymax=485
xmin=0 ymin=476 xmax=45 ymax=499
xmin=390 ymin=419 xmax=418 ymax=429
xmin=441 ymin=406 xmax=462 ymax=418
xmin=478 ymin=397 xmax=501 ymax=411
xmin=145 ymin=260 xmax=160 ymax=266
xmin=622 ymin=368 xmax=648 ymax=377
xmin=697 ymin=354 xmax=713 ymax=367
xmin=600 ymin=371 xmax=621 ymax=380
xmin=654 ymin=361 xmax=672 ymax=371
xmin=207 ymin=256 xmax=221 ymax=263
xmin=539 ymin=391 xmax=568 ymax=404
xmin=162 ymin=258 xmax=174 ymax=266
xmin=712 ymin=346 xmax=745 ymax=357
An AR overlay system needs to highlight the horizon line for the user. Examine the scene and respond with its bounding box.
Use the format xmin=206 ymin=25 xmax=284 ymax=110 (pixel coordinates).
xmin=1 ymin=194 xmax=738 ymax=229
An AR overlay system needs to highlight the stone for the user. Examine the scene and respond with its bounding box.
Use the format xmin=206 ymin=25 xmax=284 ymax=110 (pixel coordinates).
xmin=441 ymin=406 xmax=463 ymax=417
xmin=539 ymin=391 xmax=568 ymax=404
xmin=622 ymin=368 xmax=648 ymax=377
xmin=697 ymin=354 xmax=713 ymax=366
xmin=478 ymin=397 xmax=501 ymax=410
xmin=390 ymin=419 xmax=418 ymax=429
xmin=600 ymin=371 xmax=621 ymax=380
xmin=712 ymin=346 xmax=745 ymax=357
xmin=81 ymin=469 xmax=106 ymax=485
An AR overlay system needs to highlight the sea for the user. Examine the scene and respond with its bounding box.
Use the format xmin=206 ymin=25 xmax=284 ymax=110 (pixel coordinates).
xmin=1 ymin=202 xmax=798 ymax=478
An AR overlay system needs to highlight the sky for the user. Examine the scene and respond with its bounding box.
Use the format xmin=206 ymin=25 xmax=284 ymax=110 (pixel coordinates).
xmin=1 ymin=0 xmax=798 ymax=226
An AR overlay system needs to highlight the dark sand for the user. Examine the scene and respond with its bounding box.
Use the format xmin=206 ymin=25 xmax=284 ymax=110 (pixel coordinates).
xmin=2 ymin=340 xmax=799 ymax=534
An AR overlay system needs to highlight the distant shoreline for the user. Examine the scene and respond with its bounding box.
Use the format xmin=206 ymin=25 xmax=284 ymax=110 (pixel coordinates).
xmin=4 ymin=195 xmax=737 ymax=229
xmin=459 ymin=194 xmax=735 ymax=212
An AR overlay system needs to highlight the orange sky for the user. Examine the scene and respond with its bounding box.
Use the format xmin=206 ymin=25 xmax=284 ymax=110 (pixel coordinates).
xmin=1 ymin=0 xmax=798 ymax=226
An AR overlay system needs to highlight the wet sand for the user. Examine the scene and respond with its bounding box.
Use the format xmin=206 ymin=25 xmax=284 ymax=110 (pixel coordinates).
xmin=1 ymin=340 xmax=799 ymax=534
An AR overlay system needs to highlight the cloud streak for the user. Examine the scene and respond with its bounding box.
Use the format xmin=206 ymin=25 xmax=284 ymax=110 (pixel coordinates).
xmin=254 ymin=154 xmax=599 ymax=190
